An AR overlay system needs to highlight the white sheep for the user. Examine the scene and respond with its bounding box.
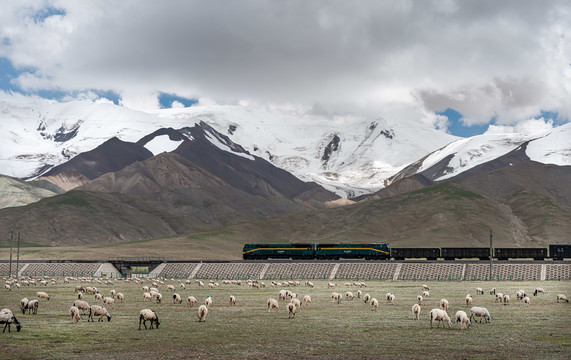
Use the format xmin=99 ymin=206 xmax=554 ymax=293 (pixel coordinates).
xmin=476 ymin=287 xmax=484 ymax=295
xmin=387 ymin=293 xmax=396 ymax=305
xmin=73 ymin=300 xmax=90 ymax=315
xmin=430 ymin=308 xmax=451 ymax=328
xmin=523 ymin=296 xmax=530 ymax=306
xmin=187 ymin=296 xmax=197 ymax=308
xmin=229 ymin=295 xmax=236 ymax=306
xmin=533 ymin=288 xmax=545 ymax=296
xmin=503 ymin=294 xmax=510 ymax=305
xmin=70 ymin=306 xmax=81 ymax=323
xmin=465 ymin=295 xmax=473 ymax=307
xmin=88 ymin=305 xmax=111 ymax=322
xmin=422 ymin=291 xmax=430 ymax=298
xmin=180 ymin=283 xmax=186 ymax=289
xmin=103 ymin=297 xmax=115 ymax=309
xmin=197 ymin=305 xmax=208 ymax=322
xmin=422 ymin=284 xmax=430 ymax=291
xmin=155 ymin=293 xmax=163 ymax=304
xmin=142 ymin=286 xmax=150 ymax=292
xmin=139 ymin=309 xmax=160 ymax=329
xmin=0 ymin=309 xmax=22 ymax=333
xmin=278 ymin=290 xmax=288 ymax=301
xmin=556 ymin=294 xmax=568 ymax=303
xmin=516 ymin=290 xmax=526 ymax=300
xmin=470 ymin=307 xmax=492 ymax=323
xmin=440 ymin=299 xmax=449 ymax=311
xmin=19 ymin=298 xmax=29 ymax=314
xmin=371 ymin=298 xmax=379 ymax=311
xmin=143 ymin=292 xmax=152 ymax=302
xmin=455 ymin=310 xmax=471 ymax=330
xmin=36 ymin=291 xmax=50 ymax=301
xmin=291 ymin=298 xmax=301 ymax=308
xmin=412 ymin=304 xmax=421 ymax=320
xmin=167 ymin=285 xmax=176 ymax=292
xmin=328 ymin=282 xmax=336 ymax=288
xmin=205 ymin=296 xmax=212 ymax=307
xmin=173 ymin=293 xmax=182 ymax=304
xmin=345 ymin=291 xmax=354 ymax=301
xmin=303 ymin=295 xmax=312 ymax=306
xmin=363 ymin=293 xmax=371 ymax=303
xmin=331 ymin=292 xmax=342 ymax=304
xmin=23 ymin=299 xmax=39 ymax=315
xmin=417 ymin=295 xmax=423 ymax=305
xmin=116 ymin=293 xmax=124 ymax=303
xmin=94 ymin=293 xmax=103 ymax=301
xmin=110 ymin=289 xmax=116 ymax=299
xmin=495 ymin=293 xmax=504 ymax=303
xmin=4 ymin=284 xmax=10 ymax=291
xmin=490 ymin=288 xmax=496 ymax=295
xmin=77 ymin=292 xmax=83 ymax=300
xmin=287 ymin=302 xmax=296 ymax=319
xmin=267 ymin=298 xmax=279 ymax=312
xmin=357 ymin=290 xmax=362 ymax=299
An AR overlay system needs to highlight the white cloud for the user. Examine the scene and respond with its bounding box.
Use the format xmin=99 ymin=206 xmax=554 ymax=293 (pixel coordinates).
xmin=485 ymin=118 xmax=554 ymax=135
xmin=0 ymin=0 xmax=569 ymax=128
xmin=170 ymin=100 xmax=184 ymax=109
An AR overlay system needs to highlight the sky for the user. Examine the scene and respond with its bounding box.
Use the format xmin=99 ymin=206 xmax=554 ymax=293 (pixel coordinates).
xmin=0 ymin=0 xmax=570 ymax=137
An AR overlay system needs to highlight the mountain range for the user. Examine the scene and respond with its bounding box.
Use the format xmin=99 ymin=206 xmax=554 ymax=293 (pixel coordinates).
xmin=0 ymin=99 xmax=569 ymax=251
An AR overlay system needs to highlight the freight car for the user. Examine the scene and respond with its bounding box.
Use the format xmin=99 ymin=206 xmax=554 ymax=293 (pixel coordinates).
xmin=441 ymin=247 xmax=490 ymax=260
xmin=549 ymin=243 xmax=571 ymax=261
xmin=391 ymin=248 xmax=439 ymax=260
xmin=494 ymin=247 xmax=548 ymax=261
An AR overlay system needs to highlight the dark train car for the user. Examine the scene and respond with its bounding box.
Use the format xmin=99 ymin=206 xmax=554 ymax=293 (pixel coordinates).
xmin=494 ymin=247 xmax=547 ymax=261
xmin=315 ymin=243 xmax=390 ymax=260
xmin=549 ymin=243 xmax=571 ymax=260
xmin=391 ymin=248 xmax=440 ymax=260
xmin=242 ymin=243 xmax=314 ymax=260
xmin=441 ymin=247 xmax=490 ymax=260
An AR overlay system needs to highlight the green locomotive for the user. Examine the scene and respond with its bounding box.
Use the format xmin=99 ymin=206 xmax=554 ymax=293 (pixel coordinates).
xmin=242 ymin=243 xmax=390 ymax=260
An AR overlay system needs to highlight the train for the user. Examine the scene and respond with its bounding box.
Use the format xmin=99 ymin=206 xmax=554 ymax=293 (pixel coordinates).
xmin=242 ymin=243 xmax=571 ymax=261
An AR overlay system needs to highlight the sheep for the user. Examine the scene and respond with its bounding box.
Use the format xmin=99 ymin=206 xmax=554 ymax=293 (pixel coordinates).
xmin=523 ymin=296 xmax=530 ymax=306
xmin=417 ymin=295 xmax=423 ymax=305
xmin=429 ymin=308 xmax=451 ymax=328
xmin=180 ymin=283 xmax=186 ymax=289
xmin=476 ymin=287 xmax=484 ymax=295
xmin=328 ymin=282 xmax=336 ymax=288
xmin=197 ymin=281 xmax=205 ymax=288
xmin=77 ymin=292 xmax=83 ymax=300
xmin=516 ymin=290 xmax=526 ymax=300
xmin=74 ymin=285 xmax=85 ymax=293
xmin=387 ymin=293 xmax=396 ymax=305
xmin=412 ymin=304 xmax=421 ymax=320
xmin=110 ymin=289 xmax=116 ymax=299
xmin=455 ymin=310 xmax=471 ymax=330
xmin=116 ymin=293 xmax=124 ymax=303
xmin=23 ymin=300 xmax=39 ymax=315
xmin=490 ymin=288 xmax=496 ymax=295
xmin=287 ymin=302 xmax=296 ymax=319
xmin=465 ymin=295 xmax=473 ymax=307
xmin=345 ymin=291 xmax=354 ymax=301
xmin=155 ymin=293 xmax=163 ymax=304
xmin=371 ymin=298 xmax=379 ymax=311
xmin=267 ymin=298 xmax=280 ymax=312
xmin=556 ymin=294 xmax=569 ymax=303
xmin=363 ymin=293 xmax=371 ymax=303
xmin=0 ymin=309 xmax=22 ymax=333
xmin=19 ymin=298 xmax=29 ymax=314
xmin=187 ymin=296 xmax=197 ymax=308
xmin=278 ymin=290 xmax=288 ymax=301
xmin=143 ymin=292 xmax=152 ymax=302
xmin=291 ymin=298 xmax=301 ymax=308
xmin=139 ymin=309 xmax=160 ymax=330
xmin=170 ymin=293 xmax=181 ymax=304
xmin=197 ymin=305 xmax=208 ymax=322
xmin=142 ymin=286 xmax=150 ymax=292
xmin=470 ymin=307 xmax=492 ymax=323
xmin=73 ymin=300 xmax=90 ymax=315
xmin=533 ymin=288 xmax=545 ymax=296
xmin=167 ymin=285 xmax=175 ymax=292
xmin=36 ymin=291 xmax=50 ymax=301
xmin=422 ymin=291 xmax=430 ymax=298
xmin=88 ymin=305 xmax=111 ymax=322
xmin=70 ymin=306 xmax=81 ymax=323
xmin=94 ymin=293 xmax=103 ymax=301
xmin=85 ymin=287 xmax=97 ymax=295
xmin=495 ymin=293 xmax=504 ymax=303
xmin=303 ymin=295 xmax=312 ymax=306
xmin=4 ymin=284 xmax=11 ymax=291
xmin=440 ymin=299 xmax=449 ymax=311
xmin=503 ymin=294 xmax=510 ymax=305
xmin=103 ymin=297 xmax=115 ymax=309
xmin=331 ymin=292 xmax=342 ymax=304
xmin=229 ymin=295 xmax=236 ymax=306
xmin=422 ymin=284 xmax=430 ymax=291
xmin=357 ymin=290 xmax=362 ymax=299
xmin=205 ymin=296 xmax=212 ymax=307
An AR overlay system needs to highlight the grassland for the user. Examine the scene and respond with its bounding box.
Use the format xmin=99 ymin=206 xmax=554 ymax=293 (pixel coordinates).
xmin=1 ymin=279 xmax=570 ymax=359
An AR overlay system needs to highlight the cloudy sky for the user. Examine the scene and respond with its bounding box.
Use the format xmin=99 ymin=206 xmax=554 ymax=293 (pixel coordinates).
xmin=1 ymin=0 xmax=570 ymax=136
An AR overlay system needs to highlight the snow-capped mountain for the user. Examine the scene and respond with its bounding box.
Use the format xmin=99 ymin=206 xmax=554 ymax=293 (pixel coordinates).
xmin=0 ymin=99 xmax=458 ymax=198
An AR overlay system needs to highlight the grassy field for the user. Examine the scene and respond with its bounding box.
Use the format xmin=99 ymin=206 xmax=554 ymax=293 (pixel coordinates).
xmin=1 ymin=279 xmax=570 ymax=359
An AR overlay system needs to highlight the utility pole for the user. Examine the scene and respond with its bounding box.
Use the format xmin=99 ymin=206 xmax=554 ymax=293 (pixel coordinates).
xmin=9 ymin=232 xmax=13 ymax=277
xmin=16 ymin=232 xmax=20 ymax=281
xmin=489 ymin=228 xmax=493 ymax=281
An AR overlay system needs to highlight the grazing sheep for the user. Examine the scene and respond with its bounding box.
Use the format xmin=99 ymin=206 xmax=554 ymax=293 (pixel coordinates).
xmin=331 ymin=292 xmax=342 ymax=304
xmin=412 ymin=304 xmax=421 ymax=320
xmin=73 ymin=300 xmax=90 ymax=315
xmin=103 ymin=297 xmax=115 ymax=309
xmin=142 ymin=286 xmax=150 ymax=292
xmin=470 ymin=307 xmax=492 ymax=323
xmin=417 ymin=295 xmax=423 ymax=305
xmin=495 ymin=293 xmax=504 ymax=303
xmin=371 ymin=298 xmax=379 ymax=311
xmin=197 ymin=281 xmax=205 ymax=288
xmin=19 ymin=298 xmax=29 ymax=314
xmin=155 ymin=293 xmax=163 ymax=304
xmin=94 ymin=293 xmax=103 ymax=301
xmin=516 ymin=290 xmax=526 ymax=300
xmin=197 ymin=305 xmax=208 ymax=322
xmin=346 ymin=291 xmax=354 ymax=301
xmin=0 ymin=309 xmax=22 ymax=333
xmin=167 ymin=285 xmax=175 ymax=292
xmin=77 ymin=292 xmax=83 ymax=300
xmin=556 ymin=294 xmax=569 ymax=303
xmin=430 ymin=308 xmax=451 ymax=328
xmin=440 ymin=299 xmax=449 ymax=311
xmin=303 ymin=295 xmax=312 ymax=306
xmin=173 ymin=293 xmax=182 ymax=304
xmin=503 ymin=294 xmax=510 ymax=305
xmin=357 ymin=290 xmax=362 ymax=299
xmin=110 ymin=290 xmax=116 ymax=299
xmin=4 ymin=284 xmax=10 ymax=291
xmin=278 ymin=290 xmax=288 ymax=301
xmin=422 ymin=291 xmax=430 ymax=298
xmin=187 ymin=296 xmax=197 ymax=308
xmin=291 ymin=298 xmax=301 ymax=308
xmin=139 ymin=309 xmax=160 ymax=330
xmin=205 ymin=296 xmax=212 ymax=307
xmin=74 ymin=285 xmax=85 ymax=293
xmin=143 ymin=292 xmax=152 ymax=302
xmin=490 ymin=288 xmax=496 ymax=295
xmin=267 ymin=298 xmax=279 ymax=312
xmin=465 ymin=295 xmax=473 ymax=307
xmin=70 ymin=306 xmax=81 ymax=323
xmin=476 ymin=288 xmax=484 ymax=295
xmin=85 ymin=287 xmax=97 ymax=295
xmin=328 ymin=282 xmax=336 ymax=288
xmin=422 ymin=284 xmax=430 ymax=291
xmin=116 ymin=293 xmax=124 ymax=303
xmin=229 ymin=295 xmax=236 ymax=306
xmin=88 ymin=305 xmax=111 ymax=322
xmin=287 ymin=302 xmax=296 ymax=319
xmin=455 ymin=310 xmax=471 ymax=330
xmin=180 ymin=283 xmax=186 ymax=289
xmin=23 ymin=300 xmax=39 ymax=315
xmin=36 ymin=291 xmax=50 ymax=301
xmin=533 ymin=288 xmax=545 ymax=296
xmin=363 ymin=293 xmax=371 ymax=303
xmin=523 ymin=296 xmax=530 ymax=306
xmin=387 ymin=293 xmax=396 ymax=305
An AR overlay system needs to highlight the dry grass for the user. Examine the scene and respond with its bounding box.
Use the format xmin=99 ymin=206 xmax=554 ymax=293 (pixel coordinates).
xmin=1 ymin=279 xmax=570 ymax=359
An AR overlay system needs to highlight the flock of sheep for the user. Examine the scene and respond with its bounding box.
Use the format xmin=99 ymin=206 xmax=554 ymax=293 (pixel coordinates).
xmin=1 ymin=275 xmax=569 ymax=334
